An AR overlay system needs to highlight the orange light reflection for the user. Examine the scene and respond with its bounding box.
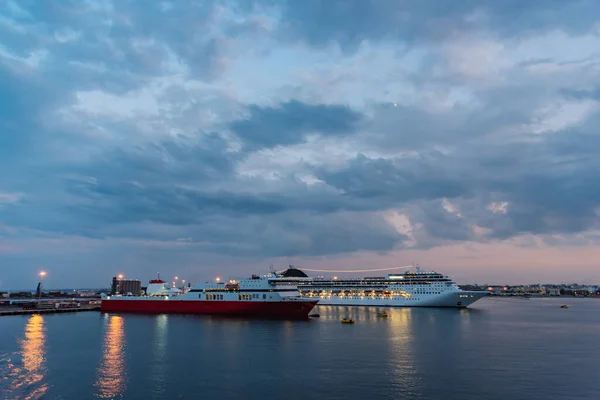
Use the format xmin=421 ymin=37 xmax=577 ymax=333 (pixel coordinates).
xmin=95 ymin=315 xmax=126 ymax=398
xmin=8 ymin=314 xmax=48 ymax=399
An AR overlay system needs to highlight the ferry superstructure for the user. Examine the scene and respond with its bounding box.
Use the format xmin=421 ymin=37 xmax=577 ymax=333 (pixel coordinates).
xmin=280 ymin=265 xmax=488 ymax=308
xmin=101 ymin=273 xmax=318 ymax=319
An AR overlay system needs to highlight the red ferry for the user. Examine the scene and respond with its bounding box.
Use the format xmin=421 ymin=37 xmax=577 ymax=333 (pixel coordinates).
xmin=101 ymin=273 xmax=319 ymax=319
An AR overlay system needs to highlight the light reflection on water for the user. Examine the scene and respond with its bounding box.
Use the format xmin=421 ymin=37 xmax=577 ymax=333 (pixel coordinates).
xmin=1 ymin=298 xmax=599 ymax=400
xmin=20 ymin=314 xmax=48 ymax=400
xmin=1 ymin=314 xmax=48 ymax=400
xmin=94 ymin=315 xmax=126 ymax=399
xmin=150 ymin=314 xmax=168 ymax=398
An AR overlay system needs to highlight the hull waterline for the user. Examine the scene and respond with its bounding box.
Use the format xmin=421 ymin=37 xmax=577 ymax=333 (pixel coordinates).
xmin=311 ymin=291 xmax=489 ymax=308
xmin=101 ymin=299 xmax=319 ymax=319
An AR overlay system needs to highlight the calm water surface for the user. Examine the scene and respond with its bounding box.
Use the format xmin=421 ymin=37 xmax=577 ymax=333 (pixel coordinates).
xmin=1 ymin=297 xmax=599 ymax=400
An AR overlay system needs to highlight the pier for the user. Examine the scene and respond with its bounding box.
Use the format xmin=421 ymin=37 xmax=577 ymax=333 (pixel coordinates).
xmin=0 ymin=302 xmax=101 ymax=316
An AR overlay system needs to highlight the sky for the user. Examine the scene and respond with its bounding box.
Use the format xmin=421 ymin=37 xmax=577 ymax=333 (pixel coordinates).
xmin=2 ymin=0 xmax=600 ymax=289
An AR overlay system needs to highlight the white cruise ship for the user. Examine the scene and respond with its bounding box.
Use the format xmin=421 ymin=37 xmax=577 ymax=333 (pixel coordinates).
xmin=279 ymin=265 xmax=488 ymax=308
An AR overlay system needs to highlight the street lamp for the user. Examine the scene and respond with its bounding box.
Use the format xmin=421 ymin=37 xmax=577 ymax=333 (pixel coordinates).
xmin=39 ymin=271 xmax=47 ymax=300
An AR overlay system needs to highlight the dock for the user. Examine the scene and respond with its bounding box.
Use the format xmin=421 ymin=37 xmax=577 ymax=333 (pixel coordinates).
xmin=0 ymin=303 xmax=101 ymax=316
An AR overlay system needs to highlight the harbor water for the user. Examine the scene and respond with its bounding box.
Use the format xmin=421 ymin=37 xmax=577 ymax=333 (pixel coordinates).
xmin=1 ymin=297 xmax=599 ymax=400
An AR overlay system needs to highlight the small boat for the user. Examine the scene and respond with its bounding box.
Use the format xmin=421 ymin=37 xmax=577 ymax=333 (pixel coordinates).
xmin=377 ymin=312 xmax=389 ymax=318
xmin=341 ymin=318 xmax=355 ymax=324
xmin=560 ymin=305 xmax=569 ymax=309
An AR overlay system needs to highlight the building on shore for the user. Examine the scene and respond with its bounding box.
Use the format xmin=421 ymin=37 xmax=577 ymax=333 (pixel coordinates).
xmin=111 ymin=276 xmax=141 ymax=296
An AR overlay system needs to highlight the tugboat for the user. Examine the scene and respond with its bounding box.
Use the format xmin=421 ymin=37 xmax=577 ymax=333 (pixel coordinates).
xmin=101 ymin=272 xmax=319 ymax=319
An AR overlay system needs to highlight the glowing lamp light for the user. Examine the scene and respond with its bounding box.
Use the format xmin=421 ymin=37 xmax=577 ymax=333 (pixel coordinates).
xmin=118 ymin=274 xmax=124 ymax=280
xmin=40 ymin=271 xmax=47 ymax=278
xmin=216 ymin=277 xmax=221 ymax=282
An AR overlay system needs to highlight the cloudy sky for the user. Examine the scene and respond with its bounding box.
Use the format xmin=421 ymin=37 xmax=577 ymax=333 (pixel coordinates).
xmin=2 ymin=0 xmax=600 ymax=289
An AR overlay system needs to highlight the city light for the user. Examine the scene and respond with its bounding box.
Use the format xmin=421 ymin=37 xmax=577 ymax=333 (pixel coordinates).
xmin=40 ymin=271 xmax=47 ymax=278
xmin=216 ymin=277 xmax=221 ymax=282
xmin=117 ymin=274 xmax=124 ymax=280
xmin=175 ymin=276 xmax=178 ymax=280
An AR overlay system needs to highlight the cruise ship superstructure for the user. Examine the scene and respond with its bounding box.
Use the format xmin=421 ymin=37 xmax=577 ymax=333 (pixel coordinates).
xmin=281 ymin=265 xmax=488 ymax=308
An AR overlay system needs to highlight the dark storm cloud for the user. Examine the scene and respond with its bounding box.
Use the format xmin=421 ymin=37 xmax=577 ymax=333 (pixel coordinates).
xmin=3 ymin=0 xmax=600 ymax=287
xmin=276 ymin=0 xmax=600 ymax=52
xmin=315 ymin=153 xmax=470 ymax=203
xmin=1 ymin=0 xmax=241 ymax=80
xmin=312 ymin=123 xmax=600 ymax=246
xmin=230 ymin=100 xmax=362 ymax=149
xmin=0 ymin=129 xmax=407 ymax=256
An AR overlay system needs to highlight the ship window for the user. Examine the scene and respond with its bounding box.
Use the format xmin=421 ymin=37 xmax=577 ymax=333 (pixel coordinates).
xmin=263 ymin=294 xmax=266 ymax=299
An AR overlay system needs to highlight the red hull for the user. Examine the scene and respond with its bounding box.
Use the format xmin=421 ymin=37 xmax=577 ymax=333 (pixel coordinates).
xmin=101 ymin=299 xmax=318 ymax=319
